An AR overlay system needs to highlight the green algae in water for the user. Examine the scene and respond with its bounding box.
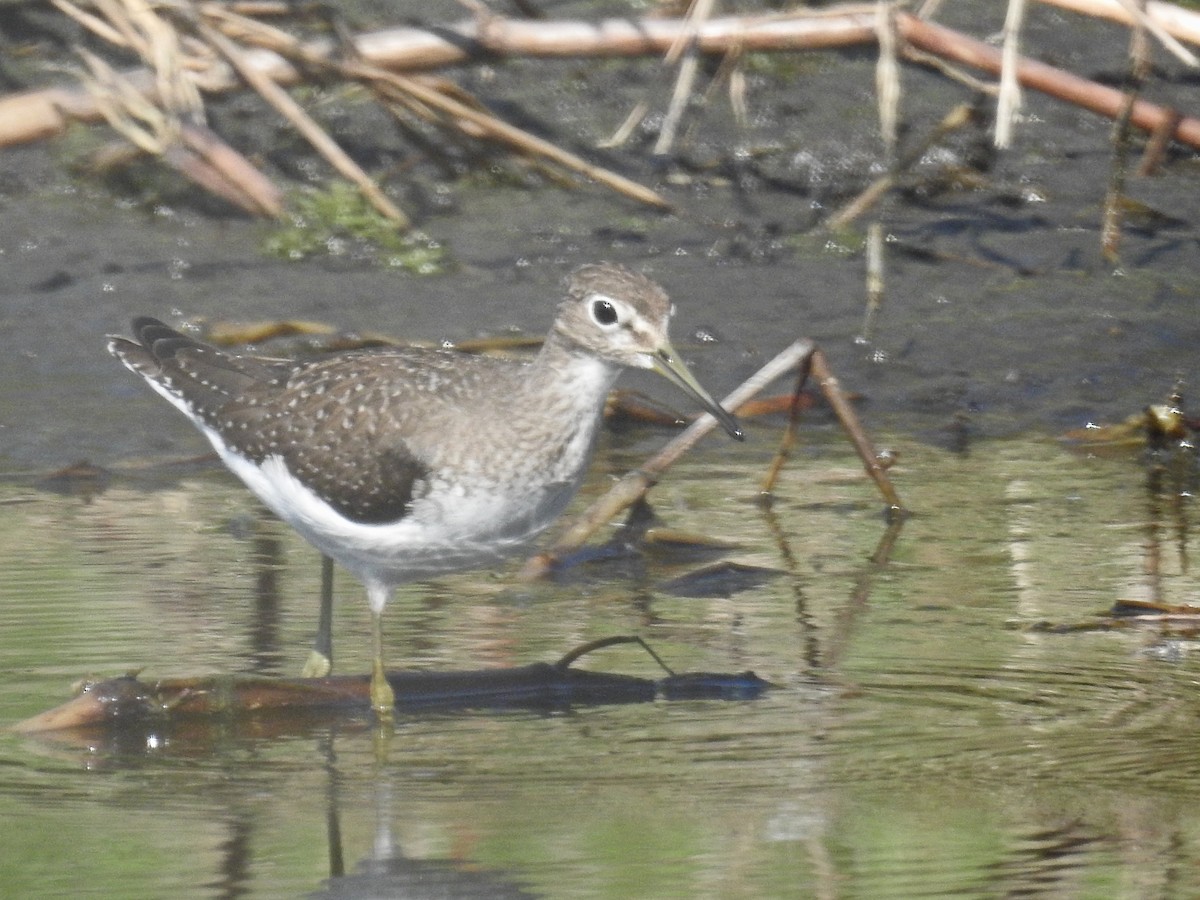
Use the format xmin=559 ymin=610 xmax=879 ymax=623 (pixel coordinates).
xmin=264 ymin=182 xmax=449 ymax=273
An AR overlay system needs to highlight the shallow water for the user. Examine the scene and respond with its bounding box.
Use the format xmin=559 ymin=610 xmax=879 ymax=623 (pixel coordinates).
xmin=3 ymin=2 xmax=1200 ymax=895
xmin=5 ymin=428 xmax=1200 ymax=898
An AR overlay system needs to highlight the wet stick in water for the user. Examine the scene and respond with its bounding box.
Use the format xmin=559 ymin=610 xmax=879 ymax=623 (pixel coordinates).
xmin=757 ymin=346 xmax=902 ymax=511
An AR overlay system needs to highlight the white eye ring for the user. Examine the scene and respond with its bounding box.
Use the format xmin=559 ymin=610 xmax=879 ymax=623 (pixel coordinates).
xmin=589 ymin=295 xmax=621 ymax=329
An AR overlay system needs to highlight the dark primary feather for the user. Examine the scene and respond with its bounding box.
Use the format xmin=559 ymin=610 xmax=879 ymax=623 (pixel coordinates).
xmin=110 ymin=318 xmax=431 ymax=525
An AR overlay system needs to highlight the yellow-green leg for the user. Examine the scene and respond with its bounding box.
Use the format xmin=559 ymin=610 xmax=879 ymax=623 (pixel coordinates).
xmin=301 ymin=649 xmax=332 ymax=679
xmin=369 ymin=606 xmax=395 ymax=717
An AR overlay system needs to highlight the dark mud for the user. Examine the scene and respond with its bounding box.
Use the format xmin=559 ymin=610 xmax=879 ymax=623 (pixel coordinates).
xmin=1 ymin=2 xmax=1198 ymax=469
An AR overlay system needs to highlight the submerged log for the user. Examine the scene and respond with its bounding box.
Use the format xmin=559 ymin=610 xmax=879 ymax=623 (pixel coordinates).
xmin=12 ymin=649 xmax=771 ymax=734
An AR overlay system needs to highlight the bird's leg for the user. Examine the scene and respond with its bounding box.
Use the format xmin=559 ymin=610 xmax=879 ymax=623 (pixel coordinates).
xmin=370 ymin=612 xmax=395 ymax=716
xmin=367 ymin=583 xmax=395 ymax=718
xmin=301 ymin=555 xmax=335 ymax=678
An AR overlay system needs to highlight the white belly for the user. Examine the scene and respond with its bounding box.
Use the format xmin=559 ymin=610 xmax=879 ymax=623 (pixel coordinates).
xmin=157 ymin=371 xmax=600 ymax=592
xmin=219 ymin=446 xmax=575 ymax=587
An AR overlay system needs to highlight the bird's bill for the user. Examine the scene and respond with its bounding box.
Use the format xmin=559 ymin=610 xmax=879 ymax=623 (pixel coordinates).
xmin=651 ymin=345 xmax=744 ymax=441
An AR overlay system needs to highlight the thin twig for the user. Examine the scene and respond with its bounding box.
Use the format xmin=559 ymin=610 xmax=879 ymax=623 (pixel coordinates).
xmin=1102 ymin=0 xmax=1149 ymax=263
xmin=757 ymin=358 xmax=809 ymax=498
xmin=823 ymin=102 xmax=975 ymax=231
xmin=50 ymin=0 xmax=128 ymax=47
xmin=901 ymin=46 xmax=1000 ymax=94
xmin=809 ymin=348 xmax=903 ymax=512
xmin=654 ymin=0 xmax=717 ymax=156
xmin=554 ymin=636 xmax=675 ymax=675
xmin=365 ymin=68 xmax=672 ymax=208
xmin=875 ymin=1 xmax=900 ymax=157
xmin=599 ymin=99 xmax=651 ymax=148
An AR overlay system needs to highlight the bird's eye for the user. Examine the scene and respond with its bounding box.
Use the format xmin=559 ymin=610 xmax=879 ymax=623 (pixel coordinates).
xmin=590 ymin=298 xmax=619 ymax=327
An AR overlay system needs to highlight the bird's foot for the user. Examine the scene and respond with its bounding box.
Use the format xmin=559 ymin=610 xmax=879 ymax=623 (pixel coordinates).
xmin=300 ymin=649 xmax=332 ymax=679
xmin=370 ymin=659 xmax=396 ymax=721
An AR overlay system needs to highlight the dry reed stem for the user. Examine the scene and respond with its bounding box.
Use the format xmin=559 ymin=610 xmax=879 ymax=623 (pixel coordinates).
xmin=0 ymin=8 xmax=879 ymax=149
xmin=654 ymin=0 xmax=716 ymax=156
xmin=726 ymin=47 xmax=749 ymax=128
xmin=995 ymin=0 xmax=1027 ymax=148
xmin=195 ymin=19 xmax=409 ymax=226
xmin=76 ymin=47 xmax=168 ymax=155
xmin=8 ymin=6 xmax=1197 ymax=156
xmin=62 ymin=0 xmax=205 ymax=134
xmin=6 ymin=0 xmax=1199 ymax=222
xmin=50 ymin=0 xmax=126 ymax=47
xmin=875 ymin=1 xmax=900 ymax=156
xmin=77 ymin=47 xmax=279 ymax=215
xmin=361 ymin=68 xmax=671 ymax=209
xmin=754 ymin=346 xmax=903 ymax=511
xmin=178 ymin=122 xmax=284 ymax=215
xmin=602 ymin=0 xmax=718 ymax=151
xmin=55 ymin=0 xmax=283 ymax=216
xmin=599 ymin=99 xmax=651 ymax=148
xmin=691 ymin=38 xmax=750 ymax=131
xmin=202 ymin=4 xmax=672 ymax=209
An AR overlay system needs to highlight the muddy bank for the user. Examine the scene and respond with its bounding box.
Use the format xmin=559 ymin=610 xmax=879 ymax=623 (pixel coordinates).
xmin=1 ymin=2 xmax=1197 ymax=470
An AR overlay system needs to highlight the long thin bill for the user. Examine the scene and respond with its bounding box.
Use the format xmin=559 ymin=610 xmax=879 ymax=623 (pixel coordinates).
xmin=652 ymin=345 xmax=744 ymax=441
